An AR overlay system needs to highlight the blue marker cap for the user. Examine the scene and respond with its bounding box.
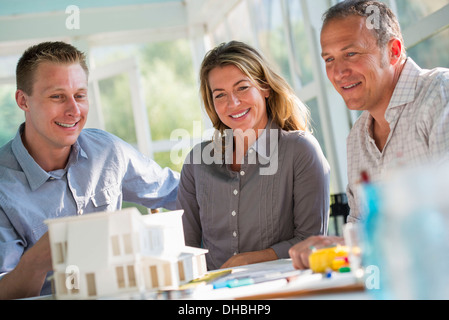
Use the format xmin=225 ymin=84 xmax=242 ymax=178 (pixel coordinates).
xmin=227 ymin=278 xmax=254 ymax=288
xmin=212 ymin=278 xmax=255 ymax=289
xmin=212 ymin=281 xmax=229 ymax=289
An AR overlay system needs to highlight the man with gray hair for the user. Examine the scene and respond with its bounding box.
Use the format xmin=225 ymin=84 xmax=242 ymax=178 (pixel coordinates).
xmin=289 ymin=0 xmax=449 ymax=269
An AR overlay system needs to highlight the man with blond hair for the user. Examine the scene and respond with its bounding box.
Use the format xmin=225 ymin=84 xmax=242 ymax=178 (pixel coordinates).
xmin=0 ymin=41 xmax=179 ymax=299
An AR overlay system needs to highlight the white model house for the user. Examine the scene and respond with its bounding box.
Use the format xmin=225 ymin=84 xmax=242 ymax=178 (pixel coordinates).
xmin=45 ymin=208 xmax=208 ymax=299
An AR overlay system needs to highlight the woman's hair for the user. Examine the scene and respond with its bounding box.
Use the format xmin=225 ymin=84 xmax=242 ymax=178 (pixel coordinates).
xmin=199 ymin=40 xmax=310 ymax=134
xmin=16 ymin=41 xmax=89 ymax=95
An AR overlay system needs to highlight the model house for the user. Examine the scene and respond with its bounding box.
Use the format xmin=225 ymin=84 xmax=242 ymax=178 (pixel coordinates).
xmin=45 ymin=208 xmax=208 ymax=299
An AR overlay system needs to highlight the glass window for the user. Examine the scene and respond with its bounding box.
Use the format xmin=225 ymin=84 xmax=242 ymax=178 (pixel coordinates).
xmin=252 ymin=0 xmax=293 ymax=84
xmin=394 ymin=0 xmax=449 ymax=30
xmin=226 ymin=1 xmax=254 ymax=45
xmin=288 ymin=0 xmax=315 ymax=87
xmin=154 ymin=150 xmax=182 ymax=174
xmin=0 ymin=54 xmax=23 ymax=147
xmin=306 ymin=97 xmax=327 ymax=158
xmin=91 ymin=39 xmax=202 ymax=172
xmin=212 ymin=21 xmax=229 ymax=45
xmin=86 ymin=273 xmax=97 ymax=296
xmin=211 ymin=1 xmax=254 ymax=46
xmin=0 ymin=83 xmax=23 ymax=147
xmin=0 ymin=55 xmax=19 ymax=78
xmin=139 ymin=40 xmax=201 ymax=143
xmin=407 ymin=27 xmax=449 ymax=69
xmin=97 ymin=73 xmax=138 ymax=146
xmin=393 ymin=0 xmax=449 ymax=70
xmin=116 ymin=266 xmax=125 ymax=288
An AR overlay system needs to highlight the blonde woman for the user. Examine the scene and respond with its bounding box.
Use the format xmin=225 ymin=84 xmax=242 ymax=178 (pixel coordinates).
xmin=176 ymin=41 xmax=330 ymax=270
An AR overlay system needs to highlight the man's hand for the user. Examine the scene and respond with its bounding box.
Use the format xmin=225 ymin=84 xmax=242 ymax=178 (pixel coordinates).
xmin=289 ymin=235 xmax=344 ymax=270
xmin=0 ymin=232 xmax=52 ymax=299
xmin=220 ymin=248 xmax=278 ymax=269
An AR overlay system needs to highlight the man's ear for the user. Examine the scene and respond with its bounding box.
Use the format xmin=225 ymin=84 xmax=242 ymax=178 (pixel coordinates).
xmin=15 ymin=90 xmax=29 ymax=112
xmin=389 ymin=38 xmax=403 ymax=65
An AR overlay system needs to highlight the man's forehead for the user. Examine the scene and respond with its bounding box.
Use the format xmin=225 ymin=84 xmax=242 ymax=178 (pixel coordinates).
xmin=321 ymin=15 xmax=368 ymax=34
xmin=32 ymin=62 xmax=88 ymax=91
xmin=320 ymin=16 xmax=376 ymax=50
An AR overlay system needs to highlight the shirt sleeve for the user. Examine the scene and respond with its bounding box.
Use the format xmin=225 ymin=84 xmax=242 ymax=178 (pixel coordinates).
xmin=175 ymin=148 xmax=202 ymax=248
xmin=270 ymin=133 xmax=331 ymax=258
xmin=346 ymin=184 xmax=361 ymax=223
xmin=0 ymin=206 xmax=24 ymax=276
xmin=117 ymin=137 xmax=180 ymax=210
xmin=430 ymin=100 xmax=449 ymax=161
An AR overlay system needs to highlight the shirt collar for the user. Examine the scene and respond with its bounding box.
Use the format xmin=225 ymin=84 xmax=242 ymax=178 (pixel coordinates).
xmin=363 ymin=58 xmax=422 ymax=142
xmin=251 ymin=119 xmax=280 ymax=161
xmin=388 ymin=57 xmax=421 ymax=109
xmin=11 ymin=124 xmax=87 ymax=191
xmin=219 ymin=119 xmax=280 ymax=165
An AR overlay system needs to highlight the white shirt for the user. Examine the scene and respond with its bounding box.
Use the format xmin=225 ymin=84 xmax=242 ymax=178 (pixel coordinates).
xmin=346 ymin=58 xmax=449 ymax=222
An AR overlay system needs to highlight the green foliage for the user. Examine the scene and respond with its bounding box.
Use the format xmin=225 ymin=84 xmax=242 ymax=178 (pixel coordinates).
xmin=291 ymin=20 xmax=314 ymax=85
xmin=98 ymin=73 xmax=137 ymax=145
xmin=395 ymin=0 xmax=449 ymax=69
xmin=0 ymin=85 xmax=24 ymax=147
xmin=138 ymin=40 xmax=203 ymax=142
xmin=153 ymin=150 xmax=184 ymax=174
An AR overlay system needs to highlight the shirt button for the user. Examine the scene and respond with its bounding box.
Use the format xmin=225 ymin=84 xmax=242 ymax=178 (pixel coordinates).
xmin=233 ymin=189 xmax=238 ymax=195
xmin=78 ymin=209 xmax=84 ymax=215
xmin=49 ymin=177 xmax=55 ymax=181
xmin=249 ymin=149 xmax=254 ymax=153
xmin=231 ymin=211 xmax=236 ymax=217
xmin=233 ymin=231 xmax=237 ymax=237
xmin=240 ymin=171 xmax=245 ymax=176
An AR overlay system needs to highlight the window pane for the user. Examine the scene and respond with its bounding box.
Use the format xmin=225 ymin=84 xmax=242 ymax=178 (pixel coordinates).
xmin=86 ymin=273 xmax=97 ymax=296
xmin=0 ymin=55 xmax=19 ymax=78
xmin=407 ymin=28 xmax=449 ymax=69
xmin=98 ymin=73 xmax=138 ymax=146
xmin=91 ymin=39 xmax=203 ymax=150
xmin=212 ymin=22 xmax=229 ymax=45
xmin=394 ymin=0 xmax=449 ymax=30
xmin=212 ymin=1 xmax=254 ymax=46
xmin=116 ymin=266 xmax=125 ymax=288
xmin=154 ymin=151 xmax=183 ymax=173
xmin=127 ymin=265 xmax=137 ymax=287
xmin=139 ymin=40 xmax=203 ymax=142
xmin=253 ymin=0 xmax=293 ymax=84
xmin=227 ymin=1 xmax=254 ymax=45
xmin=288 ymin=0 xmax=315 ymax=86
xmin=306 ymin=97 xmax=327 ymax=158
xmin=0 ymin=84 xmax=23 ymax=147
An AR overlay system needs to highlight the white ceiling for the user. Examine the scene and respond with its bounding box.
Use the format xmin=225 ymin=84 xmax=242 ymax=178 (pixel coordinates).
xmin=0 ymin=0 xmax=240 ymax=55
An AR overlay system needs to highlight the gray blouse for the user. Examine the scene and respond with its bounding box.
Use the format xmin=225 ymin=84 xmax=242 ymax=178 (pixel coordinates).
xmin=176 ymin=121 xmax=330 ymax=270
